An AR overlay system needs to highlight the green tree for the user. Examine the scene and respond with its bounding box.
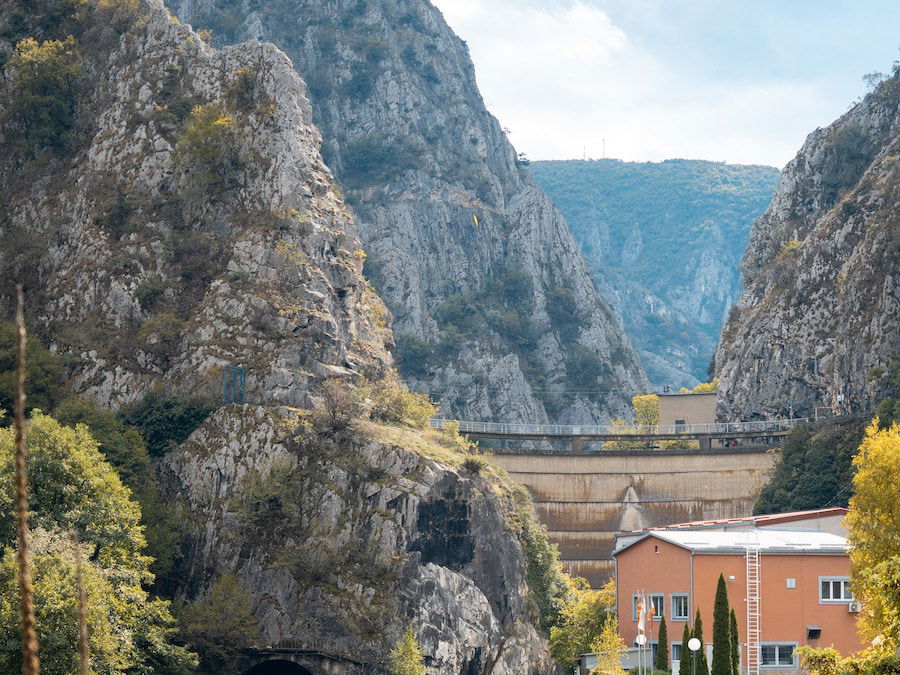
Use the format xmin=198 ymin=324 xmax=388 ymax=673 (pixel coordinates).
xmin=794 ymin=646 xmax=841 ymax=675
xmin=389 ymin=624 xmax=425 ymax=675
xmin=655 ymin=616 xmax=669 ymax=671
xmin=6 ymin=35 xmax=83 ymax=154
xmin=174 ymin=103 xmax=242 ymax=195
xmin=589 ymin=614 xmax=627 ymax=675
xmin=754 ymin=418 xmax=865 ymax=514
xmin=729 ymin=609 xmax=739 ymax=675
xmin=51 ymin=396 xmax=186 ymax=583
xmin=693 ymin=610 xmax=708 ymax=675
xmin=680 ymin=621 xmax=694 ymax=675
xmin=711 ymin=574 xmax=731 ymax=675
xmin=0 ymin=322 xmax=65 ymax=419
xmin=0 ymin=412 xmax=196 ymax=672
xmin=549 ymin=577 xmax=615 ymax=668
xmin=633 ymin=394 xmax=660 ymax=427
xmin=121 ymin=391 xmax=215 ymax=456
xmin=844 ymin=420 xmax=900 ymax=649
xmin=181 ymin=573 xmax=260 ymax=672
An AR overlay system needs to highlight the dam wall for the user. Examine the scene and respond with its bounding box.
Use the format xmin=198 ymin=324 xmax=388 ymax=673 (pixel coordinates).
xmin=492 ymin=447 xmax=778 ymax=586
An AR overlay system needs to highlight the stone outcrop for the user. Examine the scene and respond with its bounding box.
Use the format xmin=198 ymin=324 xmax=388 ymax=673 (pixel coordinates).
xmin=163 ymin=406 xmax=558 ymax=673
xmin=173 ymin=0 xmax=648 ymax=424
xmin=715 ymin=74 xmax=900 ymax=419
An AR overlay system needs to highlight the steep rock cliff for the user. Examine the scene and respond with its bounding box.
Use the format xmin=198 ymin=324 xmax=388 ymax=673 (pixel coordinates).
xmin=174 ymin=0 xmax=648 ymax=424
xmin=163 ymin=407 xmax=557 ymax=673
xmin=715 ymin=74 xmax=900 ymax=419
xmin=531 ymin=159 xmax=779 ymax=389
xmin=0 ymin=2 xmax=557 ymax=669
xmin=0 ymin=0 xmax=391 ymax=408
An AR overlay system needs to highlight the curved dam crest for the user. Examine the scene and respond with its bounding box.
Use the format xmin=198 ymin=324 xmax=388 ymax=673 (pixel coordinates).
xmin=491 ymin=447 xmax=778 ymax=586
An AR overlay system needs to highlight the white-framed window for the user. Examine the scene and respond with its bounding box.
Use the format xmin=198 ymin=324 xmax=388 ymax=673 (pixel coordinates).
xmin=672 ymin=642 xmax=682 ymax=662
xmin=760 ymin=643 xmax=797 ymax=668
xmin=819 ymin=577 xmax=853 ymax=603
xmin=671 ymin=593 xmax=689 ymax=620
xmin=650 ymin=593 xmax=665 ymax=619
xmin=633 ymin=594 xmax=640 ymax=620
xmin=785 ymin=577 xmax=796 ymax=589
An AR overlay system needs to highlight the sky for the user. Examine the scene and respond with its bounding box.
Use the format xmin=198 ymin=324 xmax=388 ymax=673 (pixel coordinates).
xmin=430 ymin=0 xmax=900 ymax=168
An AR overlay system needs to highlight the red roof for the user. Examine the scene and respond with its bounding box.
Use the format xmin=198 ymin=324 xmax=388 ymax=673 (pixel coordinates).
xmin=628 ymin=508 xmax=848 ymax=533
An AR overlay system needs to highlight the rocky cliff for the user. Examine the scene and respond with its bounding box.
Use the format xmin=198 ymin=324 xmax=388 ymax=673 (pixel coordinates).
xmin=164 ymin=407 xmax=557 ymax=672
xmin=0 ymin=0 xmax=391 ymax=408
xmin=531 ymin=159 xmax=779 ymax=389
xmin=173 ymin=0 xmax=648 ymax=424
xmin=715 ymin=74 xmax=900 ymax=419
xmin=0 ymin=1 xmax=557 ymax=669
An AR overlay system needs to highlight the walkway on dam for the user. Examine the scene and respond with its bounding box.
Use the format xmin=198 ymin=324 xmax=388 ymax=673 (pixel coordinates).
xmin=431 ymin=417 xmax=808 ymax=450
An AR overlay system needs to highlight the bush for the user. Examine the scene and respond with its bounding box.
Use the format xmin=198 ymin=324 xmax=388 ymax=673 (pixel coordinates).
xmin=341 ymin=133 xmax=423 ymax=188
xmin=5 ymin=36 xmax=83 ymax=155
xmin=95 ymin=183 xmax=134 ymax=238
xmin=462 ymin=454 xmax=488 ymax=474
xmin=368 ymin=374 xmax=435 ymax=428
xmin=509 ymin=483 xmax=570 ymax=630
xmin=121 ymin=391 xmax=216 ymax=456
xmin=227 ymin=66 xmax=257 ymax=112
xmin=180 ymin=574 xmax=259 ymax=672
xmin=137 ymin=312 xmax=185 ymax=357
xmin=134 ymin=276 xmax=167 ymax=311
xmin=547 ymin=286 xmax=581 ymax=338
xmin=566 ymin=344 xmax=611 ymax=390
xmin=394 ymin=335 xmax=434 ymax=378
xmin=174 ymin=104 xmax=241 ymax=195
xmin=0 ymin=322 xmax=65 ymax=419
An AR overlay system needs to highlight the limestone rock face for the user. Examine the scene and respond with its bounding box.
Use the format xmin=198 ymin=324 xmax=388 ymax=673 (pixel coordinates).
xmin=0 ymin=0 xmax=391 ymax=408
xmin=0 ymin=4 xmax=558 ymax=668
xmin=174 ymin=0 xmax=648 ymax=423
xmin=715 ymin=75 xmax=900 ymax=419
xmin=163 ymin=406 xmax=558 ymax=673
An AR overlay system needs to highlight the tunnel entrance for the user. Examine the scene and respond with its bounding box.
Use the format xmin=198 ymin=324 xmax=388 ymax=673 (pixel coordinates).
xmin=242 ymin=660 xmax=314 ymax=675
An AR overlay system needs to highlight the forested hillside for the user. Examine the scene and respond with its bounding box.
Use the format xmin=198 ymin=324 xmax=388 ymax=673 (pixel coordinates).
xmin=531 ymin=159 xmax=779 ymax=388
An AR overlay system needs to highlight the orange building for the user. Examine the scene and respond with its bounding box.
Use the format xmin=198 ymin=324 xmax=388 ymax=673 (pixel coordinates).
xmin=613 ymin=509 xmax=863 ymax=674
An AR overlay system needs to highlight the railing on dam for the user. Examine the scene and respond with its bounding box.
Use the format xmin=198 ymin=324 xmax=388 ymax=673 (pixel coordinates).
xmin=430 ymin=417 xmax=812 ymax=437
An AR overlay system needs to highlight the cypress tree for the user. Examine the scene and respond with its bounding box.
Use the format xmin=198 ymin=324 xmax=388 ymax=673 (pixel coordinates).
xmin=656 ymin=616 xmax=669 ymax=671
xmin=693 ymin=609 xmax=709 ymax=675
xmin=712 ymin=574 xmax=731 ymax=675
xmin=729 ymin=609 xmax=740 ymax=675
xmin=680 ymin=621 xmax=694 ymax=675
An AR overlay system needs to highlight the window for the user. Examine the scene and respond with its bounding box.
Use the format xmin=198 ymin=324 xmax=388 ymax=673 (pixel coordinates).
xmin=633 ymin=595 xmax=640 ymax=620
xmin=671 ymin=594 xmax=689 ymax=620
xmin=819 ymin=577 xmax=853 ymax=603
xmin=672 ymin=643 xmax=682 ymax=662
xmin=785 ymin=577 xmax=796 ymax=589
xmin=760 ymin=643 xmax=797 ymax=668
xmin=650 ymin=593 xmax=664 ymax=619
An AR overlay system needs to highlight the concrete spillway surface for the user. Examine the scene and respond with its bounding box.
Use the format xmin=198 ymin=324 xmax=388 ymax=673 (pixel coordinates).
xmin=492 ymin=447 xmax=777 ymax=587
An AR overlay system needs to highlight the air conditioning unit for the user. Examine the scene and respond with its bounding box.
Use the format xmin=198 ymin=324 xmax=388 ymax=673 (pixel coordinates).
xmin=847 ymin=601 xmax=862 ymax=613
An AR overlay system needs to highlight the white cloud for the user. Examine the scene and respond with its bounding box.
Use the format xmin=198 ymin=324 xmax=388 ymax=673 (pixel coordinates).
xmin=431 ymin=0 xmax=828 ymax=167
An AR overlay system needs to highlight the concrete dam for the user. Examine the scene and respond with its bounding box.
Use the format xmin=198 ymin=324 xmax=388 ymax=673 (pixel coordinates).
xmin=491 ymin=447 xmax=778 ymax=586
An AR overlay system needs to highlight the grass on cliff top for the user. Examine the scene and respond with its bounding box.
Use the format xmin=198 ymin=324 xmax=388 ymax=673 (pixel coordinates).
xmin=361 ymin=418 xmax=507 ymax=481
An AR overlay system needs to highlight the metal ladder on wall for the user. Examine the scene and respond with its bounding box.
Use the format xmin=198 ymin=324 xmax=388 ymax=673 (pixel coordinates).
xmin=745 ymin=545 xmax=761 ymax=675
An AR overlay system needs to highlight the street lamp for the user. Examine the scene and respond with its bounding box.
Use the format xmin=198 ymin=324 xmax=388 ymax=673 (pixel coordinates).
xmin=688 ymin=637 xmax=701 ymax=675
